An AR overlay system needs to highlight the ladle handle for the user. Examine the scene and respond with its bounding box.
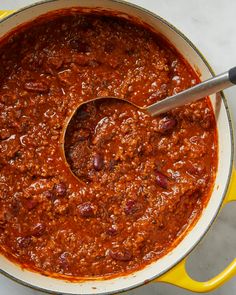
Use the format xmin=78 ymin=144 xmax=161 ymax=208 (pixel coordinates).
xmin=147 ymin=67 xmax=236 ymax=117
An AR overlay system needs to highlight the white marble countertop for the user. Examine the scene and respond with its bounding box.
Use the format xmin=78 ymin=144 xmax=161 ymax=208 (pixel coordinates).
xmin=0 ymin=1 xmax=236 ymax=294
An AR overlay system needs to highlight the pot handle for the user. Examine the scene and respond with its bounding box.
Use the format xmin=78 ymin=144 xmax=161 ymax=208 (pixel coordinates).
xmin=155 ymin=167 xmax=236 ymax=292
xmin=0 ymin=10 xmax=14 ymax=18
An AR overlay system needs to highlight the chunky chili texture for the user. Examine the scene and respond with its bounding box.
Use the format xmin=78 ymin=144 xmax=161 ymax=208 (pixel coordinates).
xmin=0 ymin=11 xmax=217 ymax=278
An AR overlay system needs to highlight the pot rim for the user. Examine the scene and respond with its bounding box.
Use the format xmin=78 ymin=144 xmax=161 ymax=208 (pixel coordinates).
xmin=0 ymin=0 xmax=234 ymax=294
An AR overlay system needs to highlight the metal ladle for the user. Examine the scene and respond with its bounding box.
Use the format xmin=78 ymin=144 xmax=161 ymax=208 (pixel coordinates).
xmin=61 ymin=67 xmax=236 ymax=179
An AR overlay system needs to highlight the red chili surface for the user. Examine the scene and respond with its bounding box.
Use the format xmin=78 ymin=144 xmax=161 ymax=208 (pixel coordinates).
xmin=0 ymin=10 xmax=217 ymax=278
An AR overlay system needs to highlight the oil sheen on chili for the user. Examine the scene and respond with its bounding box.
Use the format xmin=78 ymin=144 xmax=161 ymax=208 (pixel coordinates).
xmin=0 ymin=10 xmax=217 ymax=278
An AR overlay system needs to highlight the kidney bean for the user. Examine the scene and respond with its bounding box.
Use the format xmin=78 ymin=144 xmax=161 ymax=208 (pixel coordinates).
xmin=17 ymin=236 xmax=31 ymax=248
xmin=78 ymin=202 xmax=95 ymax=218
xmin=70 ymin=39 xmax=91 ymax=53
xmin=25 ymin=199 xmax=38 ymax=210
xmin=156 ymin=171 xmax=168 ymax=189
xmin=54 ymin=182 xmax=67 ymax=196
xmin=109 ymin=249 xmax=132 ymax=261
xmin=124 ymin=199 xmax=140 ymax=215
xmin=24 ymin=81 xmax=49 ymax=93
xmin=107 ymin=226 xmax=118 ymax=236
xmin=32 ymin=223 xmax=45 ymax=237
xmin=59 ymin=252 xmax=69 ymax=268
xmin=158 ymin=116 xmax=177 ymax=133
xmin=93 ymin=154 xmax=104 ymax=171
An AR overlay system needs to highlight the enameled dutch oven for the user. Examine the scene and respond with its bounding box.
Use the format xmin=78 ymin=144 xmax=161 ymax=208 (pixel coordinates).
xmin=0 ymin=1 xmax=236 ymax=294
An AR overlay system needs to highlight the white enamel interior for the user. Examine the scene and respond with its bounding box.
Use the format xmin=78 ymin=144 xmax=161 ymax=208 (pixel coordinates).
xmin=0 ymin=0 xmax=233 ymax=294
